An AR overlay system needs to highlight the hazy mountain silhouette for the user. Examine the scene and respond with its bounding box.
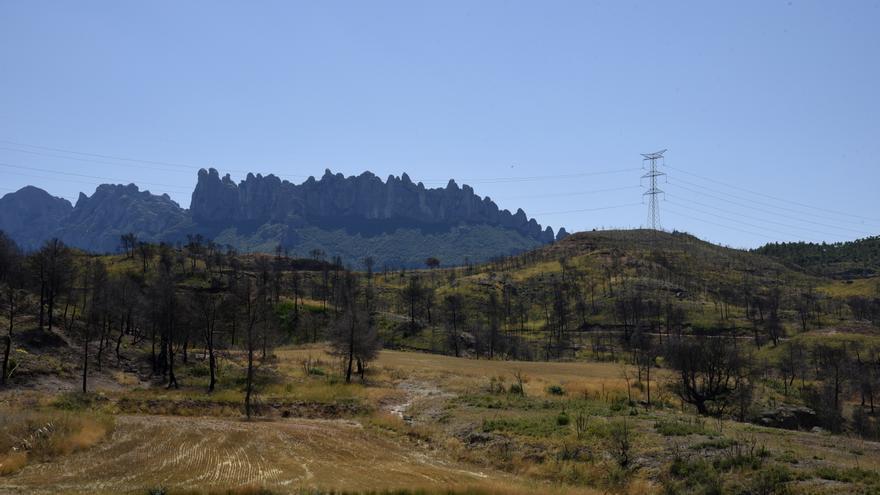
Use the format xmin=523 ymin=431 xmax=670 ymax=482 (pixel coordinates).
xmin=0 ymin=168 xmax=568 ymax=267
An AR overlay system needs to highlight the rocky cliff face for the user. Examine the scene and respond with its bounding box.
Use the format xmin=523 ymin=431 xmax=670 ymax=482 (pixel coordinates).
xmin=56 ymin=184 xmax=192 ymax=252
xmin=0 ymin=168 xmax=568 ymax=266
xmin=191 ymin=168 xmax=560 ymax=243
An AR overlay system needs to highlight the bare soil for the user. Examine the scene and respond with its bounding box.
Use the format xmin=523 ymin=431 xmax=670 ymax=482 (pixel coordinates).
xmin=0 ymin=414 xmax=502 ymax=494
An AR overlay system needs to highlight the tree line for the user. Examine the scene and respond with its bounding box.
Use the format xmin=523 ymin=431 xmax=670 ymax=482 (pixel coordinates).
xmin=0 ymin=231 xmax=381 ymax=418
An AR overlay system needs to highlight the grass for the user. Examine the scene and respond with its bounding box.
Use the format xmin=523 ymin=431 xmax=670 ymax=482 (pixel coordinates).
xmin=154 ymin=486 xmax=606 ymax=495
xmin=818 ymin=277 xmax=880 ymax=298
xmin=481 ymin=415 xmax=572 ymax=438
xmin=9 ymin=340 xmax=880 ymax=494
xmin=0 ymin=408 xmax=114 ymax=475
xmin=654 ymin=418 xmax=715 ymax=437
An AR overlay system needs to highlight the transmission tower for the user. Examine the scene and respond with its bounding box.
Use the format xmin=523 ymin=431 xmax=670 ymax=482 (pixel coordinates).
xmin=641 ymin=149 xmax=667 ymax=230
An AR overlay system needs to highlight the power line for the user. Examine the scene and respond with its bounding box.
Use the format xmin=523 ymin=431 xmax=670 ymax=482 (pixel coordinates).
xmin=665 ymin=191 xmax=875 ymax=238
xmin=666 ymin=163 xmax=880 ymax=223
xmin=0 ymin=141 xmax=312 ymax=183
xmin=0 ymin=162 xmax=193 ymax=192
xmin=1 ymin=138 xmax=642 ymax=186
xmin=420 ymin=167 xmax=643 ymax=185
xmin=496 ymin=185 xmax=641 ymax=200
xmin=665 ymin=199 xmax=821 ymax=241
xmin=666 ymin=178 xmax=880 ymax=231
xmin=0 ymin=139 xmax=213 ymax=171
xmin=663 ymin=204 xmax=795 ymax=243
xmin=534 ymin=202 xmax=642 ymax=216
xmin=0 ymin=146 xmax=197 ymax=175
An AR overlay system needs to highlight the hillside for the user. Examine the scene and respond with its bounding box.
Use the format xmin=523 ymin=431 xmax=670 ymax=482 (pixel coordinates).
xmin=755 ymin=236 xmax=880 ymax=279
xmin=0 ymin=168 xmax=567 ymax=267
xmin=431 ymin=228 xmax=823 ymax=328
xmin=3 ymin=228 xmax=880 ymax=494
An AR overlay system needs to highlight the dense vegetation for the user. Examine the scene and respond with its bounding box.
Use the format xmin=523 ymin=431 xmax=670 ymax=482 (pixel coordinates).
xmin=755 ymin=235 xmax=880 ymax=278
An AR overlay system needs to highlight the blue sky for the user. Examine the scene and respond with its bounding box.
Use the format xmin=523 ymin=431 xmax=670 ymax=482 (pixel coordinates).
xmin=1 ymin=1 xmax=878 ymax=247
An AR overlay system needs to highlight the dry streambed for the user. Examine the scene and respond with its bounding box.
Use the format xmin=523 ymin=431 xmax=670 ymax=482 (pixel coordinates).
xmin=0 ymin=414 xmax=496 ymax=494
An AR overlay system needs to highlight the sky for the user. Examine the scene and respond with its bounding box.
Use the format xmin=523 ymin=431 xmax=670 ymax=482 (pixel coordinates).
xmin=1 ymin=1 xmax=878 ymax=248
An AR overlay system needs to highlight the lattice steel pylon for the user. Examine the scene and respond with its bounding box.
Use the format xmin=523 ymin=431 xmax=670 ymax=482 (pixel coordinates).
xmin=641 ymin=149 xmax=667 ymax=230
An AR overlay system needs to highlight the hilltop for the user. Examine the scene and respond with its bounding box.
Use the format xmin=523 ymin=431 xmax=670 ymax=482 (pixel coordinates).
xmin=755 ymin=236 xmax=880 ymax=279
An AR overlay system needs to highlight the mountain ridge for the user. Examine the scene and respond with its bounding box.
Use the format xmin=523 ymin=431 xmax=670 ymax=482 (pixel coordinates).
xmin=0 ymin=168 xmax=568 ymax=267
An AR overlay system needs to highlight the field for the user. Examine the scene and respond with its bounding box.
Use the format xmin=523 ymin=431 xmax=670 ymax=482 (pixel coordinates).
xmin=4 ymin=347 xmax=880 ymax=494
xmin=0 ymin=348 xmax=622 ymax=495
xmin=1 ymin=415 xmax=514 ymax=494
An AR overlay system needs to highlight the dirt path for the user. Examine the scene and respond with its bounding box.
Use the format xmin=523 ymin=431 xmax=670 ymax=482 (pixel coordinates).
xmin=0 ymin=415 xmax=498 ymax=494
xmin=387 ymin=379 xmax=455 ymax=424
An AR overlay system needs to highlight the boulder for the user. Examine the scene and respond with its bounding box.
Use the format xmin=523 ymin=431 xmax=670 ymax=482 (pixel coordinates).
xmin=757 ymin=405 xmax=819 ymax=430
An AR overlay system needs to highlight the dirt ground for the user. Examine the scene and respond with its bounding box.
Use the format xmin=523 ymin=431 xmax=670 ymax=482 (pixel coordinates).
xmin=0 ymin=414 xmax=510 ymax=495
xmin=0 ymin=347 xmax=622 ymax=494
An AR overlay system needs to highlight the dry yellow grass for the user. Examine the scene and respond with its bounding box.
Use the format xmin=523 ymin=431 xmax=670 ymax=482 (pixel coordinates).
xmin=277 ymin=347 xmax=636 ymax=398
xmin=1 ymin=414 xmax=552 ymax=494
xmin=0 ymin=409 xmax=113 ymax=477
xmin=0 ymin=452 xmax=27 ymax=476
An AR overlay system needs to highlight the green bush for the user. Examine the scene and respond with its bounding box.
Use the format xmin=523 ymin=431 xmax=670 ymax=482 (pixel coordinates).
xmin=655 ymin=418 xmax=713 ymax=437
xmin=746 ymin=464 xmax=792 ymax=495
xmin=508 ymin=383 xmax=524 ymax=396
xmin=814 ymin=466 xmax=880 ymax=484
xmin=666 ymin=457 xmax=723 ymax=495
xmin=556 ymin=411 xmax=570 ymax=426
xmin=546 ymin=384 xmax=565 ymax=396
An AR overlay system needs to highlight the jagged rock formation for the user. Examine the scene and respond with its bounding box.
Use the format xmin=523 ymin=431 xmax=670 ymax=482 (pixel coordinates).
xmin=0 ymin=169 xmax=567 ymax=266
xmin=55 ymin=184 xmax=193 ymax=251
xmin=192 ymin=168 xmax=557 ymax=242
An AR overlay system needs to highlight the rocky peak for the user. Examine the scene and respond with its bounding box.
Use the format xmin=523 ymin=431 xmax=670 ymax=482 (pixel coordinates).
xmin=0 ymin=187 xmax=73 ymax=250
xmin=56 ymin=183 xmax=190 ymax=252
xmin=190 ymin=168 xmax=566 ymax=242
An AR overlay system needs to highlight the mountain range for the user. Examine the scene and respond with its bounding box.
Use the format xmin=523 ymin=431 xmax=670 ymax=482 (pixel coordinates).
xmin=0 ymin=168 xmax=568 ymax=267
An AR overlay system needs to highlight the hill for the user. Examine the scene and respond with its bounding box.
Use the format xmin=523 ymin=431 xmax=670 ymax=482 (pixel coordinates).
xmin=0 ymin=168 xmax=567 ymax=267
xmin=754 ymin=236 xmax=880 ymax=279
xmin=3 ymin=228 xmax=880 ymax=494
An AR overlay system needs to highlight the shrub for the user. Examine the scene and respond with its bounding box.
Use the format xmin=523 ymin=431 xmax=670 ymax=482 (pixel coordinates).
xmin=665 ymin=457 xmax=723 ymax=495
xmin=605 ymin=418 xmax=634 ymax=468
xmin=51 ymin=392 xmax=102 ymax=412
xmin=546 ymin=384 xmax=565 ymax=396
xmin=747 ymin=464 xmax=792 ymax=495
xmin=655 ymin=418 xmax=712 ymax=437
xmin=556 ymin=411 xmax=570 ymax=426
xmin=507 ymin=383 xmax=524 ymax=396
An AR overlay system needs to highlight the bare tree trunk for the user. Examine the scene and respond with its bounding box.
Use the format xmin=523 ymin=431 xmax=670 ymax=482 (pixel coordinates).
xmin=150 ymin=323 xmax=157 ymax=375
xmin=39 ymin=281 xmax=45 ymax=330
xmin=345 ymin=319 xmax=355 ymax=383
xmin=96 ymin=317 xmax=107 ymax=372
xmin=47 ymin=289 xmax=55 ymax=331
xmin=208 ymin=348 xmax=216 ymax=393
xmin=1 ymin=335 xmax=10 ymax=386
xmin=82 ymin=324 xmax=90 ymax=393
xmin=167 ymin=338 xmax=178 ymax=389
xmin=245 ymin=339 xmax=255 ymax=418
xmin=2 ymin=294 xmax=13 ymax=385
xmin=115 ymin=318 xmax=125 ymax=364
